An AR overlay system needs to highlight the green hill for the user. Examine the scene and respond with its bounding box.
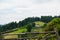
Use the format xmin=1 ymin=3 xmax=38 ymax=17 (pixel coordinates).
xmin=5 ymin=21 xmax=45 ymax=34
xmin=3 ymin=21 xmax=45 ymax=39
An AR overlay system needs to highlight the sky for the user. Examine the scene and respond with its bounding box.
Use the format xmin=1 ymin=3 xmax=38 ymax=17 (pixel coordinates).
xmin=0 ymin=0 xmax=60 ymax=24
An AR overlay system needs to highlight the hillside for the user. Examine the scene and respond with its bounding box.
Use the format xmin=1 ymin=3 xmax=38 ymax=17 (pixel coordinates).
xmin=3 ymin=21 xmax=45 ymax=39
xmin=0 ymin=17 xmax=60 ymax=39
xmin=5 ymin=21 xmax=45 ymax=34
xmin=2 ymin=18 xmax=60 ymax=39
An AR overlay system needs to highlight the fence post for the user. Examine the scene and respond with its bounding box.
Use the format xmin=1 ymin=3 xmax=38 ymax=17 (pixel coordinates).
xmin=44 ymin=36 xmax=48 ymax=40
xmin=38 ymin=37 xmax=41 ymax=40
xmin=0 ymin=33 xmax=4 ymax=40
xmin=54 ymin=28 xmax=60 ymax=40
xmin=18 ymin=34 xmax=21 ymax=40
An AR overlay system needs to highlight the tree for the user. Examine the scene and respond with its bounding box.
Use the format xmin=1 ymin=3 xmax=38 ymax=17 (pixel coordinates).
xmin=0 ymin=22 xmax=18 ymax=32
xmin=26 ymin=24 xmax=32 ymax=32
xmin=41 ymin=16 xmax=53 ymax=23
xmin=18 ymin=17 xmax=40 ymax=27
xmin=31 ymin=22 xmax=35 ymax=27
xmin=45 ymin=18 xmax=60 ymax=34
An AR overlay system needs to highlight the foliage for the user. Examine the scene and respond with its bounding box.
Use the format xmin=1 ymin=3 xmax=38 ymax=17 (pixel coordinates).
xmin=6 ymin=21 xmax=44 ymax=34
xmin=26 ymin=24 xmax=32 ymax=32
xmin=0 ymin=22 xmax=18 ymax=32
xmin=18 ymin=17 xmax=40 ymax=27
xmin=0 ymin=16 xmax=60 ymax=33
xmin=45 ymin=18 xmax=60 ymax=31
xmin=41 ymin=16 xmax=53 ymax=23
xmin=31 ymin=22 xmax=35 ymax=27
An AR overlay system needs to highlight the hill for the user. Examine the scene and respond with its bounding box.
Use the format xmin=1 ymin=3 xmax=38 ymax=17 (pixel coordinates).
xmin=3 ymin=21 xmax=45 ymax=39
xmin=5 ymin=21 xmax=45 ymax=34
xmin=1 ymin=18 xmax=60 ymax=39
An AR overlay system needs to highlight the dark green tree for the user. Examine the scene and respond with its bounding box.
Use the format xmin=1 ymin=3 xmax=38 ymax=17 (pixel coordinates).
xmin=26 ymin=24 xmax=32 ymax=32
xmin=41 ymin=16 xmax=53 ymax=23
xmin=32 ymin=22 xmax=35 ymax=27
xmin=18 ymin=17 xmax=40 ymax=27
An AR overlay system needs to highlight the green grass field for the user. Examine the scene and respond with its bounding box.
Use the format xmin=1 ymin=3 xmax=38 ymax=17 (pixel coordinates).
xmin=8 ymin=28 xmax=27 ymax=34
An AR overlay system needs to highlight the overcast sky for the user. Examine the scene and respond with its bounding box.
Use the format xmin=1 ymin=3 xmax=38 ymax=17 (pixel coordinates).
xmin=0 ymin=0 xmax=60 ymax=24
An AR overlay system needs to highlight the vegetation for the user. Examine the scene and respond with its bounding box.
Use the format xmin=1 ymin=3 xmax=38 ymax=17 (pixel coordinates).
xmin=26 ymin=24 xmax=32 ymax=32
xmin=0 ymin=16 xmax=60 ymax=33
xmin=45 ymin=18 xmax=60 ymax=34
xmin=7 ymin=28 xmax=27 ymax=34
xmin=6 ymin=21 xmax=44 ymax=34
xmin=0 ymin=16 xmax=60 ymax=39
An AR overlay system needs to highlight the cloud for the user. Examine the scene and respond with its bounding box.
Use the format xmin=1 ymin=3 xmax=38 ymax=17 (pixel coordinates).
xmin=0 ymin=0 xmax=16 ymax=24
xmin=32 ymin=0 xmax=60 ymax=16
xmin=0 ymin=0 xmax=16 ymax=9
xmin=0 ymin=0 xmax=60 ymax=24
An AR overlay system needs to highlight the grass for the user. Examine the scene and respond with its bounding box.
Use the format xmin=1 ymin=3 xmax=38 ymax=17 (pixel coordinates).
xmin=35 ymin=21 xmax=45 ymax=27
xmin=8 ymin=28 xmax=27 ymax=34
xmin=31 ymin=21 xmax=45 ymax=32
xmin=3 ymin=27 xmax=27 ymax=39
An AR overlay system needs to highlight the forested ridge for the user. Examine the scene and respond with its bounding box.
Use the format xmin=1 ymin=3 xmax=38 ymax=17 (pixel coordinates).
xmin=0 ymin=16 xmax=60 ymax=33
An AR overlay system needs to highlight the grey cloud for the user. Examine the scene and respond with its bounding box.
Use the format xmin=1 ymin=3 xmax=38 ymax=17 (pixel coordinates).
xmin=32 ymin=0 xmax=51 ymax=3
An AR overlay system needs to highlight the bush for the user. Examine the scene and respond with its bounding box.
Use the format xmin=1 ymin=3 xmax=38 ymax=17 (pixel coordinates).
xmin=26 ymin=24 xmax=32 ymax=32
xmin=45 ymin=18 xmax=60 ymax=32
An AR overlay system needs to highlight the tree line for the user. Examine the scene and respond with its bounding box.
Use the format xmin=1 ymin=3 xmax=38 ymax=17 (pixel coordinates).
xmin=0 ymin=16 xmax=60 ymax=32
